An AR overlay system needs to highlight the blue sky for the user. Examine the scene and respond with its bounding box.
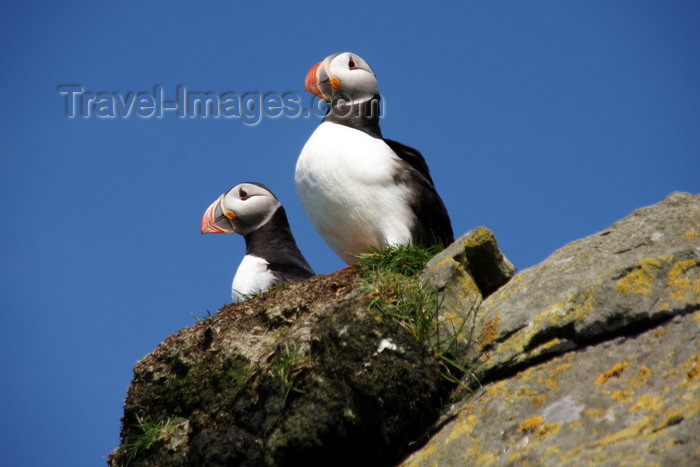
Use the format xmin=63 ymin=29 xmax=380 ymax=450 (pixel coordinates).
xmin=1 ymin=1 xmax=698 ymax=465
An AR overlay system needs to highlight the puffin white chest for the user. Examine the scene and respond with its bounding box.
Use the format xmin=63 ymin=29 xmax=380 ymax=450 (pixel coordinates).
xmin=231 ymin=254 xmax=276 ymax=301
xmin=295 ymin=122 xmax=415 ymax=263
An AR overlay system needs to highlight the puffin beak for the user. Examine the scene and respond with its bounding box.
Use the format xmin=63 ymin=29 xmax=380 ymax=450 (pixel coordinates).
xmin=200 ymin=195 xmax=235 ymax=234
xmin=305 ymin=59 xmax=332 ymax=101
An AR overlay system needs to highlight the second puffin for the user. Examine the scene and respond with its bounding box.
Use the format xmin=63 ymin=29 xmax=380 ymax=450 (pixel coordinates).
xmin=201 ymin=182 xmax=314 ymax=301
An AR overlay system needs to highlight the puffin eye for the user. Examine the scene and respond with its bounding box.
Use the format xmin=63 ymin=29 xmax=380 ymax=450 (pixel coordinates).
xmin=239 ymin=188 xmax=248 ymax=199
xmin=348 ymin=58 xmax=356 ymax=69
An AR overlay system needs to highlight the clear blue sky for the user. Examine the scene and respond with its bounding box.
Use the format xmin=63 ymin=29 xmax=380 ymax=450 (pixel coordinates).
xmin=1 ymin=1 xmax=698 ymax=465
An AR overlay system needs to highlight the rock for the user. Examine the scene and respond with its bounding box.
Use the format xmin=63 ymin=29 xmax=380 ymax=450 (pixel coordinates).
xmin=401 ymin=192 xmax=700 ymax=465
xmin=108 ymin=269 xmax=452 ymax=466
xmin=474 ymin=191 xmax=700 ymax=380
xmin=422 ymin=226 xmax=516 ymax=299
xmin=420 ymin=226 xmax=516 ymax=362
xmin=402 ymin=311 xmax=700 ymax=466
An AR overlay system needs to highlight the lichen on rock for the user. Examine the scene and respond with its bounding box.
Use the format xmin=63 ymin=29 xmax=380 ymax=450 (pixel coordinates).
xmin=402 ymin=192 xmax=700 ymax=466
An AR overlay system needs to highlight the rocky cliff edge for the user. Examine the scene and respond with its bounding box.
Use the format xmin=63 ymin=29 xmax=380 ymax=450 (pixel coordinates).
xmin=110 ymin=192 xmax=699 ymax=466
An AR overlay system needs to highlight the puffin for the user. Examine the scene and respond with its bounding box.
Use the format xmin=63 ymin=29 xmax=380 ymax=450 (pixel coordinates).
xmin=200 ymin=182 xmax=314 ymax=301
xmin=295 ymin=52 xmax=454 ymax=265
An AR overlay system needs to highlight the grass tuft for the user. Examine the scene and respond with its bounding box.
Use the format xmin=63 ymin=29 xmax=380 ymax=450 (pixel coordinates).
xmin=122 ymin=414 xmax=187 ymax=465
xmin=355 ymin=244 xmax=475 ymax=387
xmin=239 ymin=282 xmax=288 ymax=301
xmin=190 ymin=309 xmax=214 ymax=323
xmin=271 ymin=342 xmax=307 ymax=403
xmin=353 ymin=244 xmax=442 ymax=277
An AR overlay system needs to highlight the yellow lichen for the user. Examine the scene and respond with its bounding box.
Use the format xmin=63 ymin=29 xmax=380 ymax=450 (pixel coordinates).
xmin=519 ymin=415 xmax=544 ymax=433
xmin=537 ymin=422 xmax=561 ymax=440
xmin=456 ymin=434 xmax=498 ymax=466
xmin=515 ymin=388 xmax=538 ymax=398
xmin=540 ymin=363 xmax=572 ymax=390
xmin=568 ymin=419 xmax=583 ymax=429
xmin=474 ymin=446 xmax=498 ymax=466
xmin=628 ymin=366 xmax=652 ymax=389
xmin=432 ymin=255 xmax=454 ymax=271
xmin=614 ymin=257 xmax=664 ymax=295
xmin=479 ymin=313 xmax=501 ymax=349
xmin=596 ymin=362 xmax=631 ymax=386
xmin=577 ymin=291 xmax=595 ymax=320
xmin=447 ymin=414 xmax=478 ymax=441
xmin=558 ymin=413 xmax=655 ymax=462
xmin=493 ymin=272 xmax=525 ymax=302
xmin=681 ymin=228 xmax=699 ymax=240
xmin=684 ymin=354 xmax=700 ymax=381
xmin=652 ymin=327 xmax=669 ymax=338
xmin=543 ymin=297 xmax=572 ymax=325
xmin=585 ymin=408 xmax=606 ymax=418
xmin=539 ymin=338 xmax=562 ymax=351
xmin=666 ymin=259 xmax=700 ymax=304
xmin=630 ymin=394 xmax=661 ymax=412
xmin=460 ymin=226 xmax=491 ymax=247
xmin=531 ymin=395 xmax=547 ymax=407
xmin=544 ymin=444 xmax=561 ymax=457
xmin=610 ymin=389 xmax=634 ymax=403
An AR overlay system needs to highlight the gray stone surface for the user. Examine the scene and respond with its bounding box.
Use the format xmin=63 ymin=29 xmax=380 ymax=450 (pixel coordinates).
xmin=474 ymin=191 xmax=700 ymax=379
xmin=403 ymin=310 xmax=700 ymax=466
xmin=402 ymin=192 xmax=700 ymax=465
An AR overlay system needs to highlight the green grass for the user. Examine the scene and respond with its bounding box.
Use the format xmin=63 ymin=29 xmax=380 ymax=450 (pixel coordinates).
xmin=271 ymin=342 xmax=307 ymax=402
xmin=355 ymin=244 xmax=443 ymax=342
xmin=190 ymin=309 xmax=214 ymax=323
xmin=122 ymin=414 xmax=187 ymax=466
xmin=239 ymin=282 xmax=288 ymax=300
xmin=355 ymin=244 xmax=474 ymax=387
xmin=353 ymin=244 xmax=442 ymax=277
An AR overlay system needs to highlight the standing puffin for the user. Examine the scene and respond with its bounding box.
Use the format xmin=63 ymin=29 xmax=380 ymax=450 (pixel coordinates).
xmin=296 ymin=52 xmax=454 ymax=264
xmin=201 ymin=182 xmax=314 ymax=301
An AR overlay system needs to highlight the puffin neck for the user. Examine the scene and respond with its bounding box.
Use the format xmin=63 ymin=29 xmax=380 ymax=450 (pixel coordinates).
xmin=322 ymin=95 xmax=382 ymax=139
xmin=243 ymin=207 xmax=298 ymax=260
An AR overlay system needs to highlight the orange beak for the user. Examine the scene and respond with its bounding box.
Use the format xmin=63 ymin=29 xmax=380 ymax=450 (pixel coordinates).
xmin=200 ymin=195 xmax=235 ymax=234
xmin=305 ymin=60 xmax=331 ymax=101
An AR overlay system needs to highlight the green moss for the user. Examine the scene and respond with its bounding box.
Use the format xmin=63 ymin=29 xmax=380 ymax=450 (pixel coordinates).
xmin=217 ymin=361 xmax=251 ymax=391
xmin=167 ymin=356 xmax=250 ymax=415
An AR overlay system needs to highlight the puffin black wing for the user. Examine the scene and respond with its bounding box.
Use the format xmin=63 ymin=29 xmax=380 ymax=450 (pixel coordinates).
xmin=384 ymin=138 xmax=454 ymax=248
xmin=384 ymin=138 xmax=434 ymax=185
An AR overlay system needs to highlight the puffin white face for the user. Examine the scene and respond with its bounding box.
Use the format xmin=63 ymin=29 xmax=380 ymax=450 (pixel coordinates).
xmin=200 ymin=183 xmax=280 ymax=237
xmin=305 ymin=52 xmax=377 ymax=104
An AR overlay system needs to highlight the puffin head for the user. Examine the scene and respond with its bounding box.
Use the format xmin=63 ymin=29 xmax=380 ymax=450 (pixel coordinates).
xmin=200 ymin=182 xmax=280 ymax=237
xmin=305 ymin=52 xmax=378 ymax=105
